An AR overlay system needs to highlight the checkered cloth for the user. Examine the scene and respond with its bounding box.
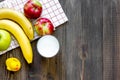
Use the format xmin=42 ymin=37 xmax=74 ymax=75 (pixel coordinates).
xmin=0 ymin=0 xmax=68 ymax=55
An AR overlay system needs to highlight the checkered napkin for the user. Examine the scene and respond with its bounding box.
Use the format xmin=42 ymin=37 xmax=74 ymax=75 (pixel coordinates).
xmin=0 ymin=0 xmax=68 ymax=55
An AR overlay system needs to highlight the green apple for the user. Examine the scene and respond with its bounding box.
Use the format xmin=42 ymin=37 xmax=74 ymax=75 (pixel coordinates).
xmin=0 ymin=29 xmax=11 ymax=51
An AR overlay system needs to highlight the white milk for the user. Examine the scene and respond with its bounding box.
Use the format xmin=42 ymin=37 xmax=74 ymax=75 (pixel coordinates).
xmin=37 ymin=35 xmax=60 ymax=58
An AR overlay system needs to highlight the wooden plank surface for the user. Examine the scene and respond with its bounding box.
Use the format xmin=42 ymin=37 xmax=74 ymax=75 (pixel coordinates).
xmin=0 ymin=0 xmax=120 ymax=80
xmin=103 ymin=0 xmax=120 ymax=80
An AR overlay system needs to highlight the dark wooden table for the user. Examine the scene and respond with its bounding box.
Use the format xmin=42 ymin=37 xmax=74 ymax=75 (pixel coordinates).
xmin=0 ymin=0 xmax=120 ymax=80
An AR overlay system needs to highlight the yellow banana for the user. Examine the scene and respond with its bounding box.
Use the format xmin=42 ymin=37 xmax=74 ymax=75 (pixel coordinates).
xmin=0 ymin=20 xmax=33 ymax=64
xmin=0 ymin=8 xmax=34 ymax=40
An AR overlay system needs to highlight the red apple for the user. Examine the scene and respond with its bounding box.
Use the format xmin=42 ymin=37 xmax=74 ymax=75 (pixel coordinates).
xmin=34 ymin=18 xmax=54 ymax=36
xmin=24 ymin=0 xmax=42 ymax=19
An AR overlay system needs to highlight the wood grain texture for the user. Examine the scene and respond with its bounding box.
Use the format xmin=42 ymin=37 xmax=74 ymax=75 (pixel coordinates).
xmin=103 ymin=0 xmax=120 ymax=80
xmin=0 ymin=0 xmax=120 ymax=80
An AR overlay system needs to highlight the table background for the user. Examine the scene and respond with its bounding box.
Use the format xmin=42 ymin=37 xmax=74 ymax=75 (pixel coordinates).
xmin=0 ymin=0 xmax=119 ymax=80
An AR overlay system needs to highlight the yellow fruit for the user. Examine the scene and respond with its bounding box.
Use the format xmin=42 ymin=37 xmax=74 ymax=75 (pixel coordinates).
xmin=0 ymin=8 xmax=34 ymax=40
xmin=0 ymin=20 xmax=33 ymax=64
xmin=6 ymin=57 xmax=21 ymax=71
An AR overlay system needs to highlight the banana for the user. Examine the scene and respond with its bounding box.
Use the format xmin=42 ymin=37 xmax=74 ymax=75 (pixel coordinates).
xmin=0 ymin=8 xmax=34 ymax=40
xmin=0 ymin=20 xmax=33 ymax=64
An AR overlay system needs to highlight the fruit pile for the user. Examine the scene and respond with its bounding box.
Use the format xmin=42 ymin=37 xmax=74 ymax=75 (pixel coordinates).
xmin=0 ymin=0 xmax=54 ymax=71
xmin=0 ymin=9 xmax=33 ymax=64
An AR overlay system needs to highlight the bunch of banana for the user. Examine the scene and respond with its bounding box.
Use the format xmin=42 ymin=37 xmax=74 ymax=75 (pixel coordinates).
xmin=0 ymin=8 xmax=34 ymax=64
xmin=0 ymin=8 xmax=34 ymax=40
